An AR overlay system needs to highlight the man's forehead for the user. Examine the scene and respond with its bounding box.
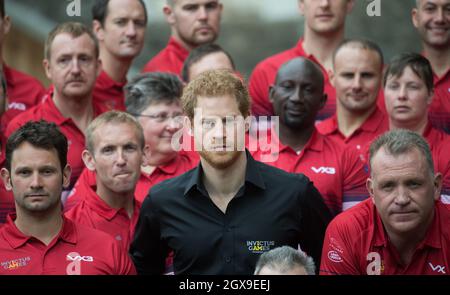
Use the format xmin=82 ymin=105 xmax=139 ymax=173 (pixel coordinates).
xmin=174 ymin=0 xmax=219 ymax=6
xmin=277 ymin=61 xmax=320 ymax=85
xmin=11 ymin=143 xmax=60 ymax=167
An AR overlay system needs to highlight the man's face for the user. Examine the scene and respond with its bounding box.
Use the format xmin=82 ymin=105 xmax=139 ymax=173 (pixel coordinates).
xmin=270 ymin=59 xmax=326 ymax=129
xmin=367 ymin=147 xmax=441 ymax=238
xmin=44 ymin=33 xmax=100 ymax=100
xmin=384 ymin=66 xmax=432 ymax=127
xmin=193 ymin=95 xmax=246 ymax=170
xmin=94 ymin=0 xmax=147 ymax=60
xmin=0 ymin=142 xmax=70 ymax=214
xmin=165 ymin=0 xmax=222 ymax=49
xmin=137 ymin=101 xmax=184 ymax=158
xmin=188 ymin=52 xmax=234 ymax=82
xmin=412 ymin=0 xmax=450 ymax=49
xmin=332 ymin=46 xmax=383 ymax=114
xmin=84 ymin=122 xmax=144 ymax=196
xmin=299 ymin=0 xmax=353 ymax=35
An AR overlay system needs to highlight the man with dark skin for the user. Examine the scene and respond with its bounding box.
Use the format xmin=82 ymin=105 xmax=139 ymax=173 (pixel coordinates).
xmin=251 ymin=57 xmax=368 ymax=215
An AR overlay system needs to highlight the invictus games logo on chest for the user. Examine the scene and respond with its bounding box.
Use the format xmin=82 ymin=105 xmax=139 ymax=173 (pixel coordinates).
xmin=1 ymin=256 xmax=31 ymax=271
xmin=246 ymin=241 xmax=275 ymax=254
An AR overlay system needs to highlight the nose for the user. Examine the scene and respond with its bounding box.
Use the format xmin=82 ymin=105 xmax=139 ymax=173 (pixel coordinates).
xmin=319 ymin=0 xmax=330 ymax=8
xmin=166 ymin=117 xmax=183 ymax=132
xmin=125 ymin=21 xmax=137 ymax=37
xmin=435 ymin=7 xmax=445 ymax=23
xmin=394 ymin=186 xmax=411 ymax=206
xmin=397 ymin=85 xmax=408 ymax=101
xmin=70 ymin=59 xmax=81 ymax=74
xmin=352 ymin=75 xmax=362 ymax=90
xmin=116 ymin=150 xmax=127 ymax=166
xmin=288 ymin=86 xmax=302 ymax=102
xmin=30 ymin=172 xmax=43 ymax=190
xmin=198 ymin=6 xmax=208 ymax=20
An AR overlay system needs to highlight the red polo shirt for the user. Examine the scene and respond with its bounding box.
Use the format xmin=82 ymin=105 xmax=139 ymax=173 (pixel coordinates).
xmin=141 ymin=37 xmax=189 ymax=76
xmin=0 ymin=214 xmax=136 ymax=275
xmin=320 ymin=199 xmax=450 ymax=275
xmin=93 ymin=70 xmax=126 ymax=111
xmin=249 ymin=129 xmax=369 ymax=216
xmin=317 ymin=107 xmax=389 ymax=154
xmin=248 ymin=38 xmax=336 ymax=121
xmin=5 ymin=90 xmax=109 ymax=190
xmin=65 ymin=185 xmax=140 ymax=251
xmin=428 ymin=69 xmax=450 ymax=134
xmin=1 ymin=64 xmax=46 ymax=153
xmin=1 ymin=64 xmax=46 ymax=135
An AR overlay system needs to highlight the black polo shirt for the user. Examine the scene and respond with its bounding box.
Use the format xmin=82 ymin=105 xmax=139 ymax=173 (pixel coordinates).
xmin=130 ymin=152 xmax=332 ymax=275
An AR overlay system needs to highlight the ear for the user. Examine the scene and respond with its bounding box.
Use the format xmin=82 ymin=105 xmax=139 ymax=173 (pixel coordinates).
xmin=1 ymin=15 xmax=11 ymax=35
xmin=43 ymin=59 xmax=52 ymax=80
xmin=329 ymin=69 xmax=336 ymax=87
xmin=412 ymin=8 xmax=419 ymax=29
xmin=92 ymin=20 xmax=105 ymax=41
xmin=142 ymin=145 xmax=151 ymax=166
xmin=62 ymin=165 xmax=72 ymax=189
xmin=319 ymin=93 xmax=328 ymax=110
xmin=433 ymin=172 xmax=443 ymax=201
xmin=366 ymin=178 xmax=375 ymax=204
xmin=163 ymin=5 xmax=176 ymax=25
xmin=268 ymin=85 xmax=275 ymax=103
xmin=96 ymin=58 xmax=102 ymax=78
xmin=298 ymin=0 xmax=305 ymax=16
xmin=0 ymin=168 xmax=12 ymax=191
xmin=82 ymin=150 xmax=96 ymax=171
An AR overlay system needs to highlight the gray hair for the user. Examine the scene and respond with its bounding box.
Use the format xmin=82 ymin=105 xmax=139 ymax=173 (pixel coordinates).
xmin=254 ymin=246 xmax=316 ymax=275
xmin=369 ymin=129 xmax=435 ymax=176
xmin=125 ymin=72 xmax=183 ymax=116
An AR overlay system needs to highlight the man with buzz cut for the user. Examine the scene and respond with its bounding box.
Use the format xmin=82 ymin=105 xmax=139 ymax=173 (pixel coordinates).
xmin=142 ymin=0 xmax=223 ymax=76
xmin=130 ymin=69 xmax=331 ymax=275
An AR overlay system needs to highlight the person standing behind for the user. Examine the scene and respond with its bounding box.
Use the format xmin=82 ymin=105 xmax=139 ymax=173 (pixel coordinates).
xmin=383 ymin=52 xmax=450 ymax=203
xmin=249 ymin=0 xmax=354 ymax=121
xmin=92 ymin=0 xmax=147 ymax=111
xmin=317 ymin=39 xmax=388 ymax=153
xmin=130 ymin=70 xmax=331 ymax=274
xmin=320 ymin=129 xmax=450 ymax=275
xmin=0 ymin=121 xmax=135 ymax=275
xmin=5 ymin=22 xmax=107 ymax=198
xmin=251 ymin=57 xmax=369 ymax=216
xmin=412 ymin=0 xmax=450 ymax=133
xmin=142 ymin=0 xmax=223 ymax=75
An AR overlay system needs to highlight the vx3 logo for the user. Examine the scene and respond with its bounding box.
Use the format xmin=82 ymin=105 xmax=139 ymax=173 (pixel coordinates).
xmin=428 ymin=262 xmax=446 ymax=274
xmin=311 ymin=167 xmax=336 ymax=175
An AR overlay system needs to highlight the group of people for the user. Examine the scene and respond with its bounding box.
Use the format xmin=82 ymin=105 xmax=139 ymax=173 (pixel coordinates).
xmin=0 ymin=0 xmax=449 ymax=275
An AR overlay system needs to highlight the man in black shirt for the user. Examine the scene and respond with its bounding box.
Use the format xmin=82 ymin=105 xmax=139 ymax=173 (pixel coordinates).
xmin=130 ymin=69 xmax=331 ymax=275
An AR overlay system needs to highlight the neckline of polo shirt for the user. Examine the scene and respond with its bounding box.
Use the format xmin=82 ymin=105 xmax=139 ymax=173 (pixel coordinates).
xmin=154 ymin=154 xmax=180 ymax=175
xmin=416 ymin=201 xmax=442 ymax=250
xmin=319 ymin=115 xmax=339 ymax=136
xmin=168 ymin=37 xmax=190 ymax=61
xmin=85 ymin=184 xmax=125 ymax=221
xmin=98 ymin=70 xmax=127 ymax=89
xmin=359 ymin=107 xmax=386 ymax=133
xmin=275 ymin=127 xmax=324 ymax=154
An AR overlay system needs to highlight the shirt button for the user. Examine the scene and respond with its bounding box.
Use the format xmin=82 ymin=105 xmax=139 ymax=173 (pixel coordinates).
xmin=225 ymin=257 xmax=231 ymax=263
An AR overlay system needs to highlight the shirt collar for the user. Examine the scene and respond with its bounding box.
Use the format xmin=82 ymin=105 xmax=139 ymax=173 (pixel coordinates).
xmin=168 ymin=37 xmax=190 ymax=61
xmin=153 ymin=154 xmax=181 ymax=175
xmin=84 ymin=183 xmax=139 ymax=221
xmin=2 ymin=214 xmax=77 ymax=249
xmin=184 ymin=150 xmax=266 ymax=196
xmin=359 ymin=107 xmax=387 ymax=133
xmin=97 ymin=70 xmax=127 ymax=89
xmin=269 ymin=127 xmax=324 ymax=154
